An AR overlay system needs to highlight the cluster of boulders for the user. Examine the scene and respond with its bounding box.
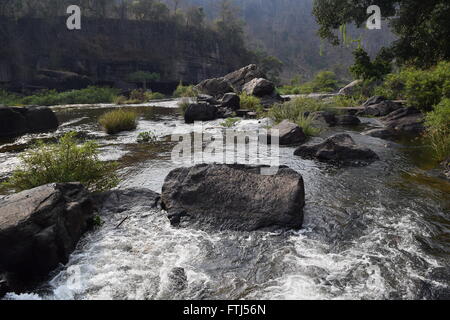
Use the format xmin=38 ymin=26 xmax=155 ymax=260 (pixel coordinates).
xmin=184 ymin=64 xmax=284 ymax=123
xmin=358 ymin=96 xmax=425 ymax=139
xmin=0 ymin=105 xmax=59 ymax=138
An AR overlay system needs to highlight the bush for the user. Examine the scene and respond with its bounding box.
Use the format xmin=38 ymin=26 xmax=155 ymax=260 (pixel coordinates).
xmin=239 ymin=92 xmax=262 ymax=111
xmin=99 ymin=109 xmax=138 ymax=134
xmin=277 ymin=71 xmax=340 ymax=95
xmin=137 ymin=131 xmax=157 ymax=143
xmin=147 ymin=92 xmax=165 ymax=100
xmin=268 ymin=97 xmax=325 ymax=124
xmin=20 ymin=86 xmax=119 ymax=106
xmin=332 ymin=95 xmax=366 ymax=108
xmin=349 ymin=47 xmax=392 ymax=81
xmin=4 ymin=132 xmax=118 ymax=192
xmin=425 ymin=98 xmax=450 ymax=161
xmin=221 ymin=118 xmax=240 ymax=128
xmin=114 ymin=95 xmax=128 ymax=105
xmin=173 ymin=82 xmax=197 ymax=97
xmin=0 ymin=89 xmax=22 ymax=106
xmin=375 ymin=61 xmax=450 ymax=111
xmin=296 ymin=113 xmax=321 ymax=137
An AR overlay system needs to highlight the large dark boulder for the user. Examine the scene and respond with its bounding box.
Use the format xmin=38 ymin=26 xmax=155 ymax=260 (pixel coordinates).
xmin=0 ymin=183 xmax=94 ymax=282
xmin=270 ymin=120 xmax=307 ymax=145
xmin=243 ymin=78 xmax=275 ymax=97
xmin=0 ymin=106 xmax=59 ymax=138
xmin=161 ymin=164 xmax=305 ymax=231
xmin=184 ymin=102 xmax=218 ymax=123
xmin=220 ymin=92 xmax=240 ymax=110
xmin=194 ymin=77 xmax=234 ymax=98
xmin=294 ymin=133 xmax=379 ymax=165
xmin=358 ymin=100 xmax=402 ymax=117
xmin=223 ymin=64 xmax=266 ymax=92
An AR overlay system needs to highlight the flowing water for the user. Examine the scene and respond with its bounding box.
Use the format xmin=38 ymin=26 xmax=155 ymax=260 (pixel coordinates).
xmin=1 ymin=100 xmax=449 ymax=300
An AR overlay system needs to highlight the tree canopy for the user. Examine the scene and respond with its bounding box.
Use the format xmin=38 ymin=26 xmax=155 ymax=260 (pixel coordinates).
xmin=313 ymin=0 xmax=450 ymax=67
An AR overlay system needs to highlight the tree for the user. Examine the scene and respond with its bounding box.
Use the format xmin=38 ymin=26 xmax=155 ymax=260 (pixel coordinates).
xmin=127 ymin=71 xmax=160 ymax=89
xmin=349 ymin=47 xmax=392 ymax=81
xmin=185 ymin=6 xmax=205 ymax=28
xmin=313 ymin=0 xmax=450 ymax=67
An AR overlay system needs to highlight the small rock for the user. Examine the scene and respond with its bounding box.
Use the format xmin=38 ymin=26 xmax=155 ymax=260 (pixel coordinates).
xmin=269 ymin=120 xmax=307 ymax=145
xmin=363 ymin=96 xmax=386 ymax=107
xmin=167 ymin=267 xmax=188 ymax=291
xmin=184 ymin=102 xmax=218 ymax=123
xmin=220 ymin=93 xmax=240 ymax=110
xmin=294 ymin=133 xmax=379 ymax=165
xmin=335 ymin=115 xmax=361 ymax=125
xmin=362 ymin=128 xmax=398 ymax=139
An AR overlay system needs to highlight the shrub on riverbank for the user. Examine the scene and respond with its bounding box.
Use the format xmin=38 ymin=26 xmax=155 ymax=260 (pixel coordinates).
xmin=425 ymin=98 xmax=450 ymax=161
xmin=98 ymin=109 xmax=138 ymax=134
xmin=0 ymin=87 xmax=119 ymax=106
xmin=278 ymin=71 xmax=341 ymax=95
xmin=375 ymin=61 xmax=450 ymax=111
xmin=239 ymin=92 xmax=262 ymax=111
xmin=268 ymin=97 xmax=325 ymax=136
xmin=4 ymin=132 xmax=118 ymax=192
xmin=173 ymin=82 xmax=197 ymax=97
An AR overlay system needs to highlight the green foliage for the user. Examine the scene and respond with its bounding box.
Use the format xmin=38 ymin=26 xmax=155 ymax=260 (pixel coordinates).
xmin=375 ymin=61 xmax=450 ymax=111
xmin=93 ymin=216 xmax=104 ymax=227
xmin=349 ymin=47 xmax=392 ymax=81
xmin=173 ymin=82 xmax=197 ymax=97
xmin=98 ymin=109 xmax=138 ymax=134
xmin=268 ymin=97 xmax=325 ymax=124
xmin=147 ymin=92 xmax=165 ymax=100
xmin=302 ymin=71 xmax=340 ymax=93
xmin=332 ymin=95 xmax=366 ymax=108
xmin=137 ymin=131 xmax=157 ymax=143
xmin=221 ymin=118 xmax=241 ymax=128
xmin=313 ymin=0 xmax=450 ymax=68
xmin=177 ymin=98 xmax=191 ymax=115
xmin=127 ymin=71 xmax=160 ymax=89
xmin=1 ymin=87 xmax=119 ymax=106
xmin=239 ymin=92 xmax=262 ymax=111
xmin=296 ymin=113 xmax=321 ymax=137
xmin=4 ymin=132 xmax=118 ymax=192
xmin=425 ymin=98 xmax=450 ymax=161
xmin=0 ymin=89 xmax=22 ymax=106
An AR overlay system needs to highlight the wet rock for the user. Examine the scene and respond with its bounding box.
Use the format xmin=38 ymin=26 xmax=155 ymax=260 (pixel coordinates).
xmin=0 ymin=183 xmax=94 ymax=281
xmin=161 ymin=164 xmax=305 ymax=231
xmin=167 ymin=267 xmax=188 ymax=291
xmin=338 ymin=80 xmax=363 ymax=96
xmin=442 ymin=158 xmax=450 ymax=180
xmin=220 ymin=93 xmax=240 ymax=110
xmin=93 ymin=188 xmax=160 ymax=213
xmin=362 ymin=128 xmax=399 ymax=139
xmin=184 ymin=102 xmax=218 ymax=123
xmin=363 ymin=95 xmax=386 ymax=107
xmin=0 ymin=106 xmax=59 ymax=138
xmin=382 ymin=107 xmax=425 ymax=134
xmin=194 ymin=77 xmax=234 ymax=98
xmin=311 ymin=111 xmax=337 ymax=127
xmin=335 ymin=115 xmax=361 ymax=125
xmin=197 ymin=94 xmax=219 ymax=105
xmin=243 ymin=78 xmax=275 ymax=97
xmin=269 ymin=120 xmax=307 ymax=145
xmin=223 ymin=64 xmax=266 ymax=92
xmin=358 ymin=100 xmax=402 ymax=117
xmin=294 ymin=133 xmax=379 ymax=165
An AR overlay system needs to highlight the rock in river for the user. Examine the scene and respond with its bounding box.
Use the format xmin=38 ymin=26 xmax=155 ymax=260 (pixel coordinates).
xmin=269 ymin=120 xmax=307 ymax=145
xmin=184 ymin=102 xmax=218 ymax=123
xmin=0 ymin=106 xmax=59 ymax=138
xmin=294 ymin=133 xmax=379 ymax=165
xmin=243 ymin=78 xmax=276 ymax=97
xmin=0 ymin=183 xmax=94 ymax=282
xmin=161 ymin=164 xmax=305 ymax=231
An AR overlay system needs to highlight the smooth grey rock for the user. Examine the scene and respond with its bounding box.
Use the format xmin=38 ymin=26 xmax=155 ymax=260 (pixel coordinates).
xmin=161 ymin=164 xmax=305 ymax=231
xmin=194 ymin=77 xmax=234 ymax=98
xmin=223 ymin=64 xmax=266 ymax=92
xmin=335 ymin=115 xmax=361 ymax=125
xmin=92 ymin=188 xmax=160 ymax=213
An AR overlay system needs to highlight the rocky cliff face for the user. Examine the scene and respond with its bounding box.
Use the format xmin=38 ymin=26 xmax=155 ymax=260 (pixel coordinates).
xmin=0 ymin=17 xmax=252 ymax=92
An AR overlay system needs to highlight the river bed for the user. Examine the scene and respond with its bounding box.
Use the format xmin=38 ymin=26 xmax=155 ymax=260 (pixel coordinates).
xmin=1 ymin=100 xmax=449 ymax=300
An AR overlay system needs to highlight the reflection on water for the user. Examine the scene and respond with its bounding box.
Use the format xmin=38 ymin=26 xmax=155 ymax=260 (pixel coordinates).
xmin=1 ymin=101 xmax=449 ymax=300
